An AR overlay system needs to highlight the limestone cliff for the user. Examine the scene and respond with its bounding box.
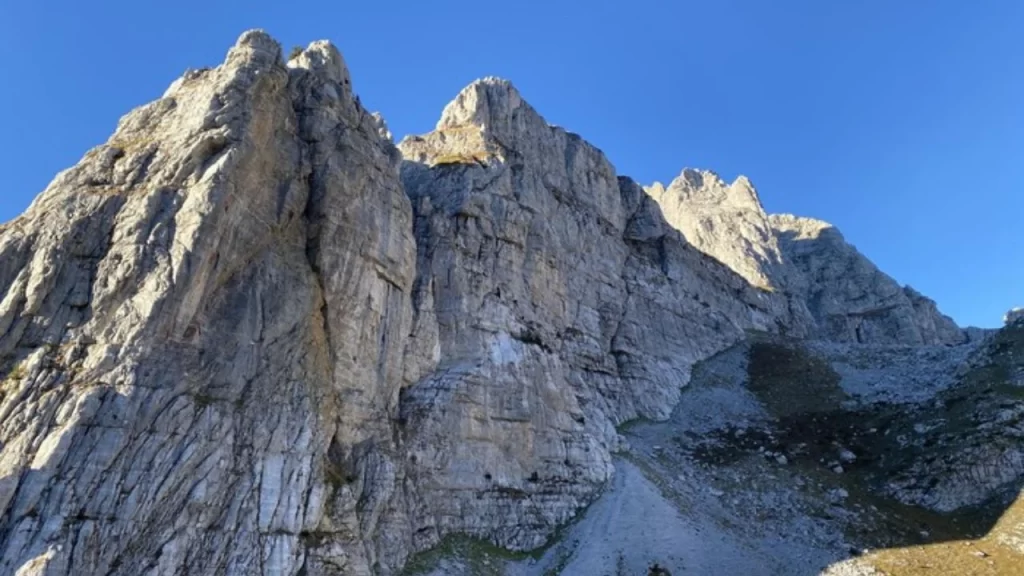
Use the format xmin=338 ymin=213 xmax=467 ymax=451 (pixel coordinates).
xmin=647 ymin=171 xmax=966 ymax=346
xmin=0 ymin=31 xmax=977 ymax=576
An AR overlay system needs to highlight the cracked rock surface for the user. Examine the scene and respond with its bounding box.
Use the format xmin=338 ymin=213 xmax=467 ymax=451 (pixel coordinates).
xmin=0 ymin=31 xmax=996 ymax=576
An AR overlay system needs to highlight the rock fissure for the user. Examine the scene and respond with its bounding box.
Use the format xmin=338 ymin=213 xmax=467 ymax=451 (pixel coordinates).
xmin=0 ymin=30 xmax=1014 ymax=576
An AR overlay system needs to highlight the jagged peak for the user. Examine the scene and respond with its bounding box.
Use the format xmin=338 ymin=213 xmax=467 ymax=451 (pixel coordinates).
xmin=677 ymin=167 xmax=725 ymax=189
xmin=286 ymin=39 xmax=351 ymax=88
xmin=768 ymin=213 xmax=844 ymax=242
xmin=226 ymin=29 xmax=282 ymax=69
xmin=437 ymin=76 xmax=527 ymax=133
xmin=656 ymin=168 xmax=764 ymax=214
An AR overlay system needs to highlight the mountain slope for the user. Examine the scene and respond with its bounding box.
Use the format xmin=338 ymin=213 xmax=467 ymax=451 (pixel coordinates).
xmin=0 ymin=31 xmax=994 ymax=576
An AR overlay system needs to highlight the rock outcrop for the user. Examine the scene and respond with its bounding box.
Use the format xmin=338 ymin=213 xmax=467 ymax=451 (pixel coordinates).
xmin=647 ymin=171 xmax=966 ymax=346
xmin=0 ymin=31 xmax=418 ymax=576
xmin=1006 ymin=307 xmax=1024 ymax=326
xmin=396 ymin=77 xmax=783 ymax=554
xmin=0 ymin=31 xmax=983 ymax=576
xmin=770 ymin=215 xmax=965 ymax=345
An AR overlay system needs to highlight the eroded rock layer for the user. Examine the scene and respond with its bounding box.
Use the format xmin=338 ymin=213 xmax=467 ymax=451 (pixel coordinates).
xmin=0 ymin=31 xmax=975 ymax=576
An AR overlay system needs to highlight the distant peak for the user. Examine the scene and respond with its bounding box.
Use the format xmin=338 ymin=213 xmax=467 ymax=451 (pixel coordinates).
xmin=677 ymin=168 xmax=723 ymax=189
xmin=437 ymin=76 xmax=526 ymax=133
xmin=664 ymin=169 xmax=763 ymax=213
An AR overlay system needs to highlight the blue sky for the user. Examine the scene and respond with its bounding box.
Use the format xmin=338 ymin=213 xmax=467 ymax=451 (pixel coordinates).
xmin=1 ymin=1 xmax=1020 ymax=327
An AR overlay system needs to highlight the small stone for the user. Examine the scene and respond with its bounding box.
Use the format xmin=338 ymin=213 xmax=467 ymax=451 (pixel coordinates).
xmin=838 ymin=449 xmax=857 ymax=464
xmin=775 ymin=454 xmax=788 ymax=465
xmin=832 ymin=465 xmax=845 ymax=474
xmin=971 ymin=550 xmax=989 ymax=558
xmin=708 ymin=488 xmax=725 ymax=497
xmin=828 ymin=488 xmax=849 ymax=503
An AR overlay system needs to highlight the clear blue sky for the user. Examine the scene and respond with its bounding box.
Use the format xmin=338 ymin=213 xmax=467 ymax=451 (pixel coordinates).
xmin=1 ymin=1 xmax=1020 ymax=327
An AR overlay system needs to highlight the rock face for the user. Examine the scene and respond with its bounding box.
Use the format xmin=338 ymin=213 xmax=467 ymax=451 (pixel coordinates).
xmin=0 ymin=31 xmax=418 ymax=576
xmin=0 ymin=31 xmax=981 ymax=576
xmin=395 ymin=77 xmax=793 ymax=555
xmin=646 ymin=170 xmax=788 ymax=294
xmin=1006 ymin=307 xmax=1024 ymax=326
xmin=647 ymin=172 xmax=965 ymax=346
xmin=770 ymin=214 xmax=965 ymax=345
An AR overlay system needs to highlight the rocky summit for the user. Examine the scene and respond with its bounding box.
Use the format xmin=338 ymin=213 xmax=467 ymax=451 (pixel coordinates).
xmin=0 ymin=31 xmax=1018 ymax=576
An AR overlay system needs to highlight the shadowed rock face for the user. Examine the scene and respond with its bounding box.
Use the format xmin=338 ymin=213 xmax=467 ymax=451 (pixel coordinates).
xmin=646 ymin=172 xmax=965 ymax=347
xmin=0 ymin=30 xmax=981 ymax=576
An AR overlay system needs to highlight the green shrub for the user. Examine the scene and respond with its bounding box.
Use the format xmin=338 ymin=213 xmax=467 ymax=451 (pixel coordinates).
xmin=648 ymin=563 xmax=672 ymax=576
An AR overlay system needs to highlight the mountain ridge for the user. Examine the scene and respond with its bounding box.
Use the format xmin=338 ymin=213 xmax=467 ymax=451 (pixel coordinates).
xmin=0 ymin=31 xmax=1008 ymax=576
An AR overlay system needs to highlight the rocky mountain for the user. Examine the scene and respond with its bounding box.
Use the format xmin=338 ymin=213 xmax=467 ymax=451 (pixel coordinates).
xmin=0 ymin=31 xmax=1013 ymax=576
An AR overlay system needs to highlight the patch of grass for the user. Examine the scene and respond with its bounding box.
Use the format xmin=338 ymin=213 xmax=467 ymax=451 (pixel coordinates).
xmin=432 ymin=152 xmax=488 ymax=167
xmin=616 ymin=416 xmax=653 ymax=434
xmin=746 ymin=340 xmax=847 ymax=418
xmin=648 ymin=563 xmax=673 ymax=576
xmin=400 ymin=535 xmax=535 ymax=576
xmin=864 ymin=492 xmax=1024 ymax=575
xmin=1 ymin=362 xmax=27 ymax=396
xmin=3 ymin=363 xmax=26 ymax=384
xmin=108 ymin=135 xmax=155 ymax=155
xmin=190 ymin=392 xmax=219 ymax=409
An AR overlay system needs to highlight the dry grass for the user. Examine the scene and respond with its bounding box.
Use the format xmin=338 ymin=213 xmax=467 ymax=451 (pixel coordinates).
xmin=865 ymin=494 xmax=1024 ymax=575
xmin=431 ymin=151 xmax=488 ymax=167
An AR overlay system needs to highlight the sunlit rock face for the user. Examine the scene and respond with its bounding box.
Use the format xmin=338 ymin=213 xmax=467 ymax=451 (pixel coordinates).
xmin=0 ymin=30 xmax=982 ymax=576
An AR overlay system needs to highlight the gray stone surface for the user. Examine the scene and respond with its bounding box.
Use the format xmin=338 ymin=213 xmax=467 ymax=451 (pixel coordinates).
xmin=770 ymin=214 xmax=965 ymax=345
xmin=0 ymin=31 xmax=418 ymax=576
xmin=0 ymin=30 xmax=991 ymax=576
xmin=645 ymin=172 xmax=967 ymax=346
xmin=1006 ymin=307 xmax=1024 ymax=326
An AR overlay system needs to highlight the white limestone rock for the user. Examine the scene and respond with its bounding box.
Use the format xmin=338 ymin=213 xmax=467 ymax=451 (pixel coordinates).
xmin=0 ymin=29 xmax=983 ymax=576
xmin=770 ymin=214 xmax=965 ymax=345
xmin=0 ymin=30 xmax=419 ymax=576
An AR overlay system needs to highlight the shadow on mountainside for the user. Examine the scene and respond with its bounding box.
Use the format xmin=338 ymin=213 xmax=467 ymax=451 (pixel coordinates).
xmin=394 ymin=161 xmax=1022 ymax=575
xmin=613 ymin=324 xmax=1024 ymax=576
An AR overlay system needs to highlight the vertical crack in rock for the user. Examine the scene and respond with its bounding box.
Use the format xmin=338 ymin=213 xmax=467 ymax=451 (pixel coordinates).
xmin=0 ymin=30 xmax=987 ymax=576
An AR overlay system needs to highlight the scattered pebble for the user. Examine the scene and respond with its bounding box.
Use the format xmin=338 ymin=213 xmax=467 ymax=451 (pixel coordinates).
xmin=838 ymin=449 xmax=857 ymax=464
xmin=832 ymin=465 xmax=845 ymax=474
xmin=828 ymin=488 xmax=849 ymax=503
xmin=708 ymin=487 xmax=725 ymax=497
xmin=775 ymin=455 xmax=789 ymax=465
